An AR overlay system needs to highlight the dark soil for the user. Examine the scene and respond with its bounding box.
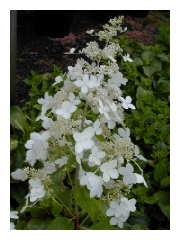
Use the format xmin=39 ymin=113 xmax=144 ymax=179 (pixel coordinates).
xmin=15 ymin=10 xmax=170 ymax=107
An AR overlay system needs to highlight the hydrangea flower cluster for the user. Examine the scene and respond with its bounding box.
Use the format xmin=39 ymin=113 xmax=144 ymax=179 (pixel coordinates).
xmin=11 ymin=16 xmax=147 ymax=229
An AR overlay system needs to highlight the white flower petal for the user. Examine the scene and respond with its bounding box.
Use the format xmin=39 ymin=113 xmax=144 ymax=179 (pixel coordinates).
xmin=110 ymin=217 xmax=118 ymax=225
xmin=108 ymin=169 xmax=119 ymax=179
xmin=81 ymin=85 xmax=88 ymax=93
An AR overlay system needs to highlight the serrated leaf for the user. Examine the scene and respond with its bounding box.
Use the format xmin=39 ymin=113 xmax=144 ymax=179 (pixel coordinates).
xmin=27 ymin=218 xmax=52 ymax=230
xmin=74 ymin=186 xmax=99 ymax=222
xmin=47 ymin=216 xmax=74 ymax=230
xmin=90 ymin=222 xmax=116 ymax=230
xmin=10 ymin=106 xmax=27 ymax=133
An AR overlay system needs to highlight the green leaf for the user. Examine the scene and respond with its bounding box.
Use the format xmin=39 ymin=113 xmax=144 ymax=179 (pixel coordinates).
xmin=54 ymin=188 xmax=73 ymax=210
xmin=10 ymin=149 xmax=24 ymax=171
xmin=142 ymin=66 xmax=155 ymax=78
xmin=127 ymin=213 xmax=151 ymax=227
xmin=136 ymin=86 xmax=154 ymax=102
xmin=136 ymin=100 xmax=144 ymax=109
xmin=28 ymin=207 xmax=48 ymax=218
xmin=47 ymin=216 xmax=74 ymax=230
xmin=157 ymin=80 xmax=170 ymax=93
xmin=90 ymin=222 xmax=116 ymax=230
xmin=74 ymin=186 xmax=99 ymax=222
xmin=52 ymin=199 xmax=63 ymax=217
xmin=99 ymin=200 xmax=109 ymax=217
xmin=39 ymin=198 xmax=53 ymax=208
xmin=157 ymin=203 xmax=170 ymax=219
xmin=131 ymin=224 xmax=149 ymax=230
xmin=16 ymin=220 xmax=28 ymax=230
xmin=33 ymin=104 xmax=41 ymax=110
xmin=142 ymin=195 xmax=159 ymax=204
xmin=133 ymin=57 xmax=143 ymax=66
xmin=51 ymin=168 xmax=66 ymax=185
xmin=156 ymin=53 xmax=169 ymax=62
xmin=150 ymin=58 xmax=162 ymax=72
xmin=10 ymin=182 xmax=27 ymax=204
xmin=142 ymin=51 xmax=155 ymax=63
xmin=10 ymin=106 xmax=27 ymax=133
xmin=161 ymin=176 xmax=170 ymax=188
xmin=10 ymin=135 xmax=18 ymax=151
xmin=27 ymin=218 xmax=52 ymax=230
xmin=154 ymin=191 xmax=170 ymax=205
xmin=154 ymin=161 xmax=168 ymax=183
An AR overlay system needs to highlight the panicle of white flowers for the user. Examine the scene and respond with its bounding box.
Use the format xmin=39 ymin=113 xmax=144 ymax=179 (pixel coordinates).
xmin=95 ymin=16 xmax=126 ymax=42
xmin=49 ymin=117 xmax=76 ymax=135
xmin=80 ymin=41 xmax=102 ymax=61
xmin=101 ymin=179 xmax=132 ymax=202
xmin=11 ymin=16 xmax=148 ymax=228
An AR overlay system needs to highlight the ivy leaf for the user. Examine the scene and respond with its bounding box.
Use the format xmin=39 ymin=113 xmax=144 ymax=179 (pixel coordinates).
xmin=90 ymin=222 xmax=116 ymax=230
xmin=10 ymin=106 xmax=27 ymax=134
xmin=47 ymin=216 xmax=74 ymax=230
xmin=74 ymin=186 xmax=99 ymax=222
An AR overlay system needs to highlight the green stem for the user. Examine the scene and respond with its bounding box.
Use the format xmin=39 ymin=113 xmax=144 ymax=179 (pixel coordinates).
xmin=74 ymin=160 xmax=80 ymax=230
